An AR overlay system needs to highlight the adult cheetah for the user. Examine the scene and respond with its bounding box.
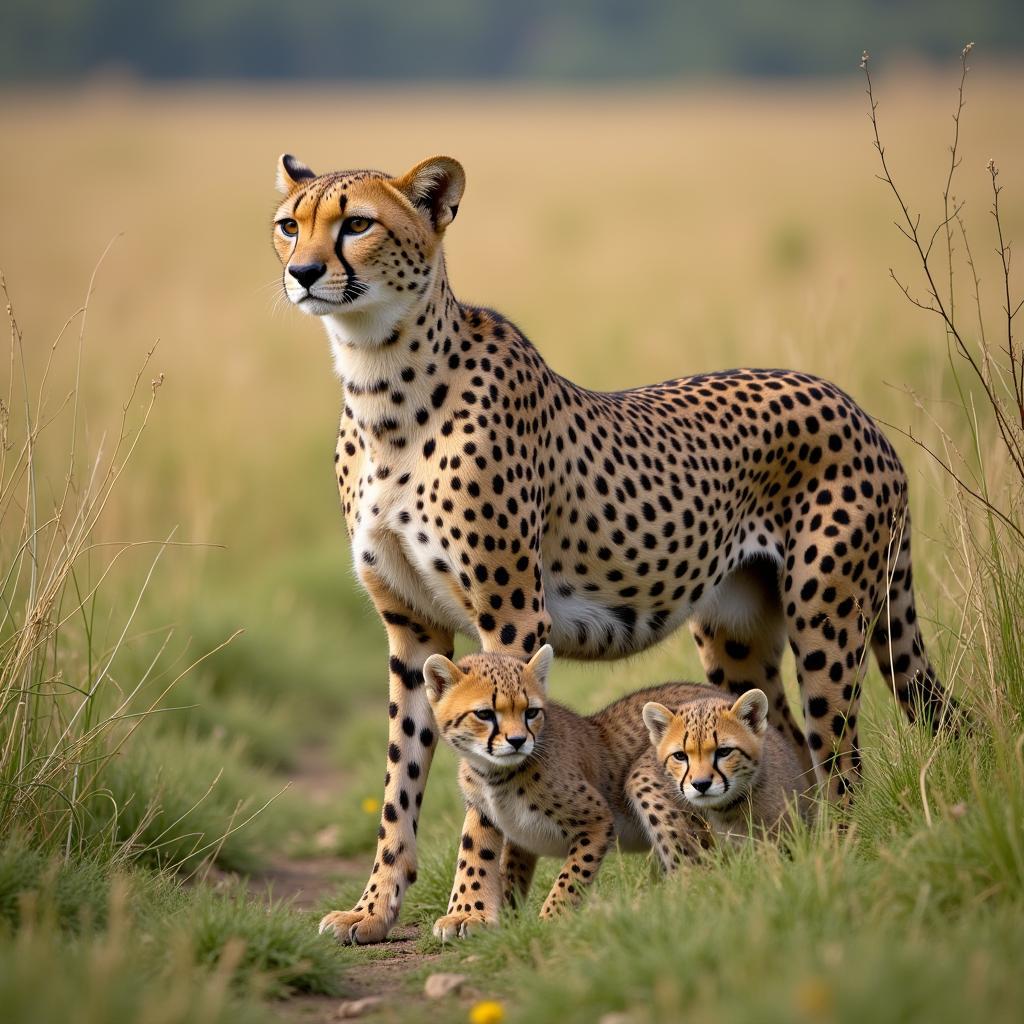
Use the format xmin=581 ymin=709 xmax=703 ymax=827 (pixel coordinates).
xmin=271 ymin=153 xmax=956 ymax=944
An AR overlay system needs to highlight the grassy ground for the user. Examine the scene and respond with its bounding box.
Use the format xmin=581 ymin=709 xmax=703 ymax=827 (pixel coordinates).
xmin=1 ymin=65 xmax=1023 ymax=1022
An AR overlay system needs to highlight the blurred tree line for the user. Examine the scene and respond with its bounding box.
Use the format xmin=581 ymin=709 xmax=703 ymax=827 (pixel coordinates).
xmin=1 ymin=0 xmax=1021 ymax=81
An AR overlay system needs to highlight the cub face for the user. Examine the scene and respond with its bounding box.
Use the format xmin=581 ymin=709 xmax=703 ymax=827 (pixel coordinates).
xmin=642 ymin=691 xmax=769 ymax=811
xmin=271 ymin=153 xmax=465 ymax=327
xmin=423 ymin=646 xmax=554 ymax=770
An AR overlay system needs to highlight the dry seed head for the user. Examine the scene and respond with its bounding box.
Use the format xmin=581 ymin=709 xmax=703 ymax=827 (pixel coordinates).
xmin=859 ymin=51 xmax=871 ymax=69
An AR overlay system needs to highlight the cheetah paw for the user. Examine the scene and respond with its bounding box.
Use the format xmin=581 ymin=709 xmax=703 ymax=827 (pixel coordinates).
xmin=431 ymin=911 xmax=495 ymax=942
xmin=318 ymin=909 xmax=392 ymax=945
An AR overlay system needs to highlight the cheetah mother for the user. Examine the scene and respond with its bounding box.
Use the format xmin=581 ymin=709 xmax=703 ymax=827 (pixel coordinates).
xmin=271 ymin=153 xmax=955 ymax=944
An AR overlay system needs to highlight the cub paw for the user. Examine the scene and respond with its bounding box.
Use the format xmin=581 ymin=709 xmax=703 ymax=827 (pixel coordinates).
xmin=318 ymin=908 xmax=392 ymax=945
xmin=432 ymin=911 xmax=494 ymax=942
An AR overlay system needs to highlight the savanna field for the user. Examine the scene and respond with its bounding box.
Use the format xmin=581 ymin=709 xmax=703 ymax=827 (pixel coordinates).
xmin=1 ymin=67 xmax=1023 ymax=1023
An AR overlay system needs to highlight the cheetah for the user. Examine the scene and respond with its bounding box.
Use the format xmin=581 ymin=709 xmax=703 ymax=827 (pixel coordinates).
xmin=644 ymin=690 xmax=813 ymax=846
xmin=422 ymin=646 xmax=707 ymax=938
xmin=271 ymin=153 xmax=959 ymax=944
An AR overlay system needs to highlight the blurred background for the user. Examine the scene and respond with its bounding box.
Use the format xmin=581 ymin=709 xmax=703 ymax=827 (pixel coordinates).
xmin=2 ymin=1 xmax=1023 ymax=80
xmin=0 ymin=0 xmax=1022 ymax=969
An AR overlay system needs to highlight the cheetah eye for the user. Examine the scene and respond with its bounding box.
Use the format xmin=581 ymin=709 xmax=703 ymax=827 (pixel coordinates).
xmin=524 ymin=708 xmax=541 ymax=720
xmin=671 ymin=751 xmax=688 ymax=762
xmin=277 ymin=218 xmax=299 ymax=238
xmin=474 ymin=709 xmax=496 ymax=722
xmin=716 ymin=746 xmax=736 ymax=759
xmin=343 ymin=216 xmax=373 ymax=235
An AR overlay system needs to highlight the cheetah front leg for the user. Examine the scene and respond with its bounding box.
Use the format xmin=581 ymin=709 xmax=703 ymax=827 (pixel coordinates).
xmin=500 ymin=841 xmax=538 ymax=908
xmin=433 ymin=804 xmax=505 ymax=941
xmin=625 ymin=751 xmax=710 ymax=871
xmin=319 ymin=580 xmax=453 ymax=945
xmin=539 ymin=799 xmax=615 ymax=919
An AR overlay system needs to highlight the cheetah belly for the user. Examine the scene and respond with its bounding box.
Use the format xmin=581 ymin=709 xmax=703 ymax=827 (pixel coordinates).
xmin=479 ymin=789 xmax=571 ymax=859
xmin=541 ymin=521 xmax=781 ymax=659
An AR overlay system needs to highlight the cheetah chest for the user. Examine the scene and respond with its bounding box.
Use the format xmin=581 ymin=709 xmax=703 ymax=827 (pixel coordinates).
xmin=351 ymin=468 xmax=476 ymax=635
xmin=476 ymin=786 xmax=572 ymax=859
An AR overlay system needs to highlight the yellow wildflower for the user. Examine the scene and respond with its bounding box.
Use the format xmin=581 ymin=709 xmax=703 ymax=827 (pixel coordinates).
xmin=794 ymin=976 xmax=833 ymax=1019
xmin=469 ymin=1000 xmax=505 ymax=1024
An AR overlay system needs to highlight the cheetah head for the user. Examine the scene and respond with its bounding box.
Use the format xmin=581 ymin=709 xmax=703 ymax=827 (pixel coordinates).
xmin=423 ymin=646 xmax=553 ymax=770
xmin=643 ymin=691 xmax=768 ymax=811
xmin=271 ymin=153 xmax=464 ymax=340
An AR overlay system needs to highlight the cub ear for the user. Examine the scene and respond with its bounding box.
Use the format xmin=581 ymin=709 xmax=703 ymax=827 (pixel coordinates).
xmin=731 ymin=689 xmax=769 ymax=736
xmin=642 ymin=702 xmax=673 ymax=746
xmin=423 ymin=654 xmax=461 ymax=704
xmin=526 ymin=644 xmax=554 ymax=693
xmin=276 ymin=153 xmax=316 ymax=195
xmin=394 ymin=156 xmax=465 ymax=231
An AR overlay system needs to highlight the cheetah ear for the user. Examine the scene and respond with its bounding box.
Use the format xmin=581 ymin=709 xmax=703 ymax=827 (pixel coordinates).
xmin=276 ymin=153 xmax=315 ymax=195
xmin=394 ymin=156 xmax=465 ymax=231
xmin=731 ymin=689 xmax=769 ymax=736
xmin=423 ymin=654 xmax=461 ymax=704
xmin=642 ymin=702 xmax=673 ymax=746
xmin=526 ymin=644 xmax=554 ymax=693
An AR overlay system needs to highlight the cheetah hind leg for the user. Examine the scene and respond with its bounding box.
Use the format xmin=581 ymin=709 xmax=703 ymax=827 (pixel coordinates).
xmin=870 ymin=519 xmax=965 ymax=731
xmin=690 ymin=560 xmax=813 ymax=778
xmin=625 ymin=751 xmax=710 ymax=871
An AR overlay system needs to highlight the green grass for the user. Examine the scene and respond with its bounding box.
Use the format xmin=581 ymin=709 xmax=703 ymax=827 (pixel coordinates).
xmin=184 ymin=888 xmax=346 ymax=998
xmin=0 ymin=842 xmax=347 ymax=1023
xmin=84 ymin=732 xmax=290 ymax=873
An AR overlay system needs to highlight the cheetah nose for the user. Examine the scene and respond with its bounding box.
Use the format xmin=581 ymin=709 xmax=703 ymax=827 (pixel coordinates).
xmin=288 ymin=262 xmax=327 ymax=289
xmin=692 ymin=778 xmax=713 ymax=794
xmin=507 ymin=735 xmax=528 ymax=751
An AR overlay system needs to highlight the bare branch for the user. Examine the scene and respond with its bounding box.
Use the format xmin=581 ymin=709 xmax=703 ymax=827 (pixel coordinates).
xmin=862 ymin=45 xmax=1024 ymax=485
xmin=877 ymin=416 xmax=1024 ymax=544
xmin=989 ymin=160 xmax=1023 ymax=426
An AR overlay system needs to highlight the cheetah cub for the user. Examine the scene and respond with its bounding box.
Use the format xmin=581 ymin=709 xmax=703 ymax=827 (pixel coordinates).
xmin=423 ymin=646 xmax=707 ymax=939
xmin=643 ymin=690 xmax=814 ymax=846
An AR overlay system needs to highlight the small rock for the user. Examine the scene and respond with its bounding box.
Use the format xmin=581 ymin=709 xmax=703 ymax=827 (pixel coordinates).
xmin=315 ymin=824 xmax=341 ymax=850
xmin=599 ymin=1014 xmax=633 ymax=1024
xmin=424 ymin=972 xmax=468 ymax=999
xmin=334 ymin=996 xmax=384 ymax=1019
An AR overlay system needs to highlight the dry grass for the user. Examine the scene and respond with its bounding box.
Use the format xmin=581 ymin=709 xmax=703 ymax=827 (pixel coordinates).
xmin=1 ymin=71 xmax=1021 ymax=579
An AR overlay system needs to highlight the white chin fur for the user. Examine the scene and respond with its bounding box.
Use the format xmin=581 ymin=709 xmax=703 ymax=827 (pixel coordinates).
xmin=473 ymin=748 xmax=531 ymax=769
xmin=294 ymin=296 xmax=345 ymax=317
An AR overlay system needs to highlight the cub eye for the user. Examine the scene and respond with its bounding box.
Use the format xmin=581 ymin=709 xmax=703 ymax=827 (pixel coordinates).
xmin=343 ymin=216 xmax=373 ymax=235
xmin=716 ymin=746 xmax=736 ymax=759
xmin=671 ymin=751 xmax=688 ymax=762
xmin=474 ymin=709 xmax=496 ymax=722
xmin=525 ymin=708 xmax=541 ymax=720
xmin=278 ymin=219 xmax=298 ymax=238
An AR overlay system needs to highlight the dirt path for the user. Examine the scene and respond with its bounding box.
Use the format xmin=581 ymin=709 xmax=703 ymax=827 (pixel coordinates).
xmin=248 ymin=745 xmax=451 ymax=1022
xmin=278 ymin=925 xmax=438 ymax=1023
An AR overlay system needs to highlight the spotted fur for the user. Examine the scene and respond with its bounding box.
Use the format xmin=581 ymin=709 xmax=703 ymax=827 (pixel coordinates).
xmin=274 ymin=154 xmax=960 ymax=945
xmin=644 ymin=690 xmax=812 ymax=845
xmin=423 ymin=647 xmax=707 ymax=938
